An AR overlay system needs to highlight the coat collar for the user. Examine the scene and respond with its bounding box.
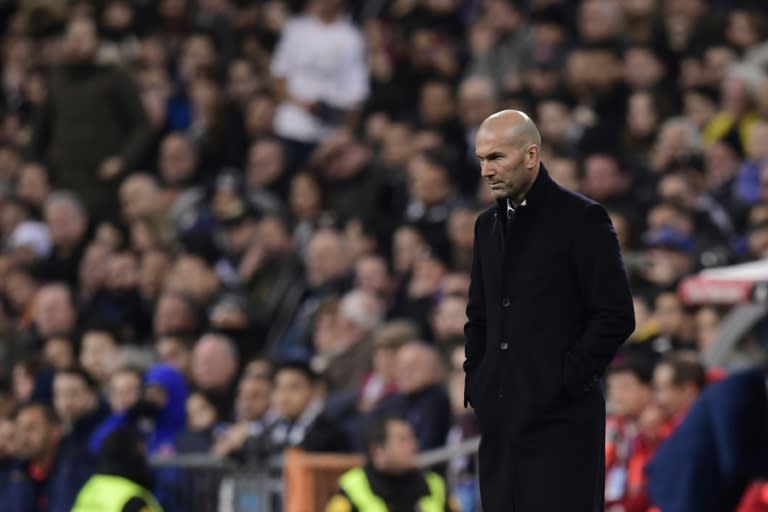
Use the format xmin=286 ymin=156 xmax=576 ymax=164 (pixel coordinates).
xmin=494 ymin=163 xmax=553 ymax=213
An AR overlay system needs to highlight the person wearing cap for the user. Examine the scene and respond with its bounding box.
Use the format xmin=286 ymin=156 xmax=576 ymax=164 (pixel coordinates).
xmin=641 ymin=224 xmax=697 ymax=290
xmin=466 ymin=110 xmax=634 ymax=511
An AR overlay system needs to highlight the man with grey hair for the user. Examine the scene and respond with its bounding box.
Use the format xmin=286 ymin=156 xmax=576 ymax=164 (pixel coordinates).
xmin=192 ymin=333 xmax=240 ymax=417
xmin=41 ymin=191 xmax=90 ymax=288
xmin=374 ymin=341 xmax=451 ymax=451
xmin=458 ymin=75 xmax=500 ymax=150
xmin=270 ymin=227 xmax=351 ymax=361
xmin=650 ymin=117 xmax=703 ymax=172
xmin=119 ymin=173 xmax=162 ymax=224
xmin=311 ymin=289 xmax=384 ymax=394
xmin=36 ymin=284 xmax=77 ymax=337
xmin=26 ymin=283 xmax=79 ymax=351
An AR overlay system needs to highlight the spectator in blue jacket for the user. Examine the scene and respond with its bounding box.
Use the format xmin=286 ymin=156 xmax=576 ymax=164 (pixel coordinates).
xmin=374 ymin=342 xmax=451 ymax=451
xmin=646 ymin=367 xmax=768 ymax=512
xmin=143 ymin=363 xmax=189 ymax=455
xmin=2 ymin=401 xmax=93 ymax=512
xmin=53 ymin=367 xmax=110 ymax=454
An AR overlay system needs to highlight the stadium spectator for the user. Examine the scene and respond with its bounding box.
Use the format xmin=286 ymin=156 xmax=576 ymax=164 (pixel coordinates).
xmin=311 ymin=289 xmax=384 ymax=394
xmin=0 ymin=415 xmax=16 ymax=489
xmin=191 ymin=333 xmax=240 ymax=418
xmin=253 ymin=361 xmax=348 ymax=457
xmin=79 ymin=323 xmax=121 ymax=388
xmin=43 ymin=192 xmax=89 ymax=286
xmin=647 ymin=367 xmax=768 ymax=512
xmin=358 ymin=320 xmax=420 ymax=414
xmin=1 ymin=401 xmax=93 ymax=512
xmin=375 ymin=342 xmax=451 ymax=451
xmin=42 ymin=336 xmax=75 ymax=372
xmin=71 ymin=426 xmax=162 ymax=512
xmin=53 ymin=367 xmax=109 ymax=452
xmin=176 ymin=391 xmax=223 ymax=454
xmin=28 ymin=16 xmax=152 ymax=220
xmin=326 ymin=415 xmax=456 ymax=512
xmin=28 ymin=283 xmax=79 ymax=352
xmin=212 ymin=373 xmax=276 ymax=458
xmin=153 ymin=291 xmax=200 ymax=339
xmin=155 ymin=335 xmax=194 ymax=378
xmin=119 ymin=173 xmax=163 ymax=225
xmin=271 ymin=0 xmax=368 ymax=153
xmin=653 ymin=353 xmax=708 ymax=433
xmin=604 ymin=357 xmax=656 ymax=512
xmin=142 ymin=363 xmax=188 ymax=455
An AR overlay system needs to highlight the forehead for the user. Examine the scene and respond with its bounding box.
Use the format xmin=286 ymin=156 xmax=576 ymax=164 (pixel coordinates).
xmin=654 ymin=364 xmax=674 ymax=380
xmin=240 ymin=378 xmax=268 ymax=393
xmin=276 ymin=369 xmax=311 ymax=386
xmin=18 ymin=407 xmax=44 ymax=424
xmin=608 ymin=371 xmax=639 ymax=384
xmin=475 ymin=126 xmax=517 ymax=156
xmin=113 ymin=371 xmax=140 ymax=384
xmin=55 ymin=373 xmax=86 ymax=388
xmin=387 ymin=420 xmax=412 ymax=437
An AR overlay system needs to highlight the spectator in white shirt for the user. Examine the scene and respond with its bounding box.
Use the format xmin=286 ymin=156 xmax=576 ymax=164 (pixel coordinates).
xmin=270 ymin=0 xmax=368 ymax=155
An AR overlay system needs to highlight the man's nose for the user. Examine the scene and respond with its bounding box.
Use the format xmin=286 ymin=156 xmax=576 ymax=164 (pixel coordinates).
xmin=480 ymin=162 xmax=493 ymax=176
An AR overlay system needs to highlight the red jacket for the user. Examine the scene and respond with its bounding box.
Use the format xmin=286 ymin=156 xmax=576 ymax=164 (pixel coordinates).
xmin=737 ymin=482 xmax=768 ymax=512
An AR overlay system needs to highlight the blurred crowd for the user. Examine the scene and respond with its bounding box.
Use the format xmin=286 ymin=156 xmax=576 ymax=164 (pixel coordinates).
xmin=0 ymin=0 xmax=766 ymax=511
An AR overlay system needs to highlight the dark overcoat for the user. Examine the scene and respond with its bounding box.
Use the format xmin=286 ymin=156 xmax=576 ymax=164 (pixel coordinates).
xmin=464 ymin=165 xmax=635 ymax=511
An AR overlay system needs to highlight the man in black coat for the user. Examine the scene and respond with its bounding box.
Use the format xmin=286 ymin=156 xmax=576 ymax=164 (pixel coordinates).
xmin=464 ymin=110 xmax=635 ymax=511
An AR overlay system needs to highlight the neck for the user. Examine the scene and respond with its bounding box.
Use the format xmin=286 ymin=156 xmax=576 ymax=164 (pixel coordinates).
xmin=510 ymin=166 xmax=541 ymax=206
xmin=31 ymin=447 xmax=56 ymax=467
xmin=316 ymin=9 xmax=340 ymax=23
xmin=372 ymin=462 xmax=417 ymax=477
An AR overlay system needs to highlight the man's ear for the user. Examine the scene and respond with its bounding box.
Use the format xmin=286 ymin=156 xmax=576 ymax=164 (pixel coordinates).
xmin=526 ymin=144 xmax=539 ymax=169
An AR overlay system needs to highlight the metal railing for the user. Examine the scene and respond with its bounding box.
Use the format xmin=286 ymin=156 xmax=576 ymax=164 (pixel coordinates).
xmin=148 ymin=436 xmax=482 ymax=512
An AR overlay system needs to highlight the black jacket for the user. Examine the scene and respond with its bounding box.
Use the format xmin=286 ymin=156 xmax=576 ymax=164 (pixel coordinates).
xmin=464 ymin=165 xmax=635 ymax=511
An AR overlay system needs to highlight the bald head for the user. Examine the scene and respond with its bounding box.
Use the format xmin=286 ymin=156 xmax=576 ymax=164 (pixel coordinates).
xmin=120 ymin=173 xmax=160 ymax=223
xmin=478 ymin=110 xmax=541 ymax=149
xmin=476 ymin=110 xmax=542 ymax=204
xmin=192 ymin=333 xmax=239 ymax=391
xmin=395 ymin=342 xmax=444 ymax=394
xmin=458 ymin=76 xmax=499 ymax=127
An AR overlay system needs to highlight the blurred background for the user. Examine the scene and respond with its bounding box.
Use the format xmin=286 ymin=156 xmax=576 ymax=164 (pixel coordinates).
xmin=0 ymin=0 xmax=767 ymax=511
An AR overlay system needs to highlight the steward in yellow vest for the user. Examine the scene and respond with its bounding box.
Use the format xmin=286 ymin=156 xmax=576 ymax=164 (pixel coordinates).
xmin=71 ymin=474 xmax=162 ymax=512
xmin=72 ymin=425 xmax=164 ymax=512
xmin=326 ymin=416 xmax=459 ymax=512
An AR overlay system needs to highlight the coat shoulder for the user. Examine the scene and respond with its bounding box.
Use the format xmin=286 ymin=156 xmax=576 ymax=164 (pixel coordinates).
xmin=549 ymin=181 xmax=600 ymax=214
xmin=475 ymin=204 xmax=499 ymax=227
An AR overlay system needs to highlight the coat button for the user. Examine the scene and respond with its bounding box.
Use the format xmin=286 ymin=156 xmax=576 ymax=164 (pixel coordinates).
xmin=499 ymin=342 xmax=509 ymax=351
xmin=502 ymin=298 xmax=511 ymax=307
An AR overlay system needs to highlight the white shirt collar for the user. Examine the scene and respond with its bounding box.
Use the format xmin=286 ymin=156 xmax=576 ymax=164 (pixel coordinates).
xmin=507 ymin=198 xmax=527 ymax=212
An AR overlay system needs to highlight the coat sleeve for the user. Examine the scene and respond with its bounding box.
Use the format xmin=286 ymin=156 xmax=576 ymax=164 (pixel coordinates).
xmin=463 ymin=216 xmax=486 ymax=406
xmin=28 ymin=85 xmax=54 ymax=162
xmin=564 ymin=204 xmax=635 ymax=397
xmin=111 ymin=70 xmax=153 ymax=171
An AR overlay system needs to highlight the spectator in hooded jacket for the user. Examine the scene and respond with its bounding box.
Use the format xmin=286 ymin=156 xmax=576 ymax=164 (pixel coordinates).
xmin=142 ymin=363 xmax=188 ymax=456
